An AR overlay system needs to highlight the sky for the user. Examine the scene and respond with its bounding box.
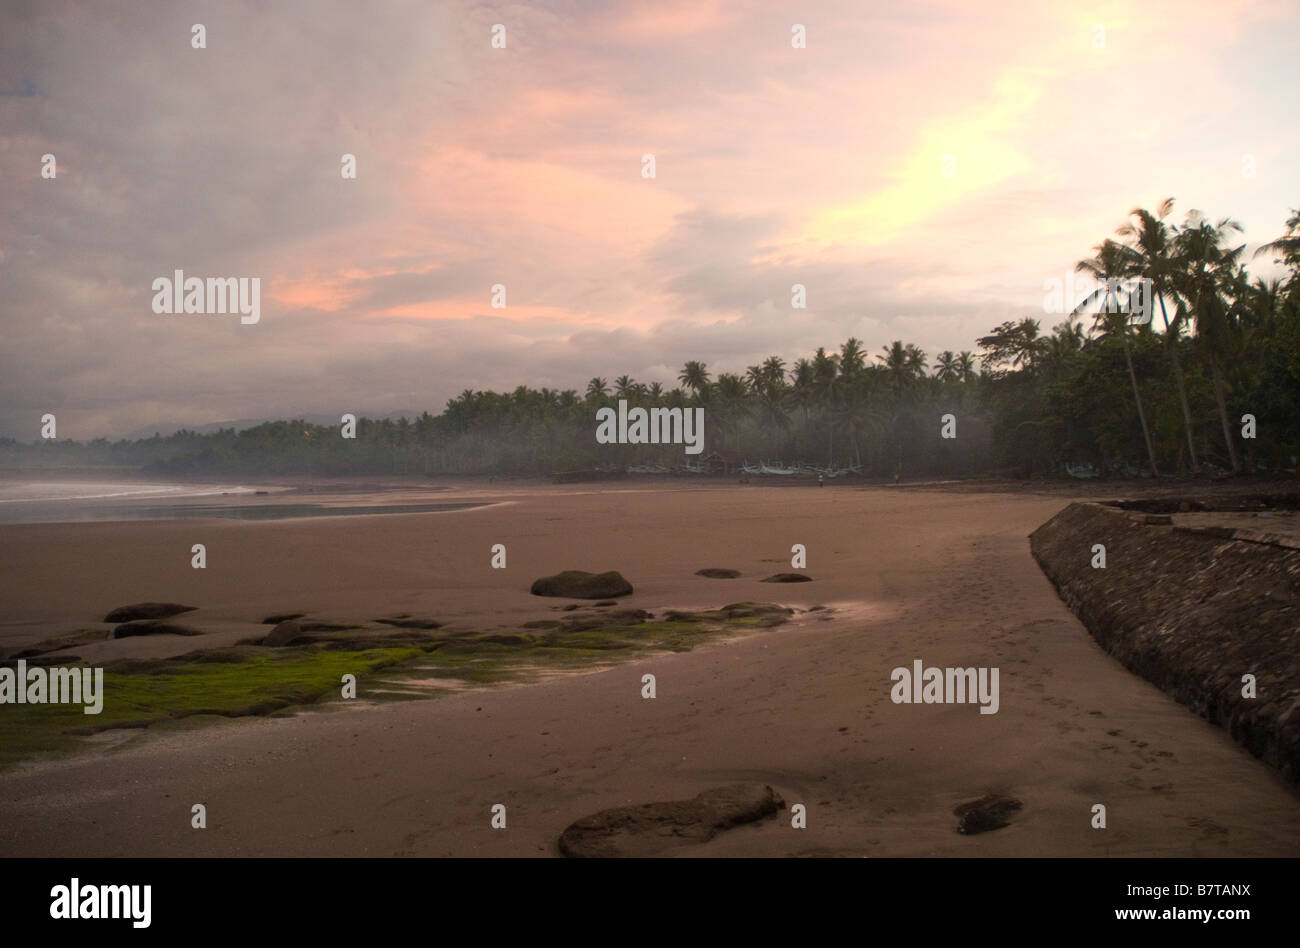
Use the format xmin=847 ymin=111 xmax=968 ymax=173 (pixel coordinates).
xmin=1 ymin=0 xmax=1297 ymax=439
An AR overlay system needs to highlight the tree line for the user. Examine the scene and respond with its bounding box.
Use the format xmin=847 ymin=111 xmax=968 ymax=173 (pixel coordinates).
xmin=6 ymin=200 xmax=1297 ymax=480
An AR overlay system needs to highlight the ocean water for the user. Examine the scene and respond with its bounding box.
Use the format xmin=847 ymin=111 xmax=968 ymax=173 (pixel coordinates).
xmin=0 ymin=480 xmax=483 ymax=524
xmin=0 ymin=480 xmax=259 ymax=504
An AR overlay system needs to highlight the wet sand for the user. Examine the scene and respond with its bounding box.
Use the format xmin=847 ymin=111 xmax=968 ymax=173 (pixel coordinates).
xmin=1 ymin=482 xmax=1298 ymax=856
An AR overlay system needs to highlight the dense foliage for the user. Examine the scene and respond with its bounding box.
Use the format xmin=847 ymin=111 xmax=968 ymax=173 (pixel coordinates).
xmin=6 ymin=202 xmax=1298 ymax=479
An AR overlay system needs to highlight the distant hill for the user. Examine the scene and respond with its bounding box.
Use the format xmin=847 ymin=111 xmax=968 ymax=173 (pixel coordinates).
xmin=120 ymin=411 xmax=423 ymax=440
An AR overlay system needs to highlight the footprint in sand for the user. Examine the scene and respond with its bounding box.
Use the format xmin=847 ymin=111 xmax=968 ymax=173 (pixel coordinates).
xmin=1187 ymin=816 xmax=1229 ymax=838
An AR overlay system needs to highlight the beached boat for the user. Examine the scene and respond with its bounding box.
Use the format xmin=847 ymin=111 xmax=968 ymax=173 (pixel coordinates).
xmin=553 ymin=469 xmax=627 ymax=483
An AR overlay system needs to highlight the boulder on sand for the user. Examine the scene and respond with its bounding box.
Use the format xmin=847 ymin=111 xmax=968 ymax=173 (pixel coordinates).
xmin=760 ymin=573 xmax=812 ymax=583
xmin=530 ymin=571 xmax=633 ymax=599
xmin=559 ymin=784 xmax=785 ymax=858
xmin=104 ymin=602 xmax=197 ymax=623
xmin=696 ymin=568 xmax=741 ymax=579
xmin=954 ymin=794 xmax=1023 ymax=834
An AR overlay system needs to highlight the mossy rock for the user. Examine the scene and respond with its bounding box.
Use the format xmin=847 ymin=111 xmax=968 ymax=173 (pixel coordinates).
xmin=112 ymin=621 xmax=202 ymax=639
xmin=263 ymin=620 xmax=307 ymax=647
xmin=104 ymin=602 xmax=196 ymax=623
xmin=719 ymin=602 xmax=793 ymax=619
xmin=556 ymin=609 xmax=650 ymax=633
xmin=375 ymin=616 xmax=443 ymax=630
xmin=476 ymin=634 xmax=534 ymax=646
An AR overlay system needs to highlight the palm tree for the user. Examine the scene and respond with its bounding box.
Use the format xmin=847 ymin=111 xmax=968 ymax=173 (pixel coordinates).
xmin=934 ymin=351 xmax=960 ymax=382
xmin=1238 ymin=276 xmax=1285 ymax=334
xmin=614 ymin=375 xmax=636 ymax=398
xmin=838 ymin=338 xmax=866 ymax=378
xmin=789 ymin=358 xmax=816 ymax=431
xmin=678 ymin=361 xmax=711 ymax=402
xmin=878 ymin=341 xmax=910 ymax=392
xmin=1118 ymin=198 xmax=1199 ymax=472
xmin=956 ymin=351 xmax=977 ymax=383
xmin=877 ymin=341 xmax=928 ymax=389
xmin=877 ymin=341 xmax=927 ymax=477
xmin=1255 ymin=207 xmax=1300 ymax=271
xmin=1076 ymin=239 xmax=1160 ymax=476
xmin=715 ymin=373 xmax=747 ymax=398
xmin=1174 ymin=212 xmax=1246 ymax=473
xmin=1043 ymin=322 xmax=1082 ymax=371
xmin=585 ymin=377 xmax=609 ymax=400
xmin=905 ymin=343 xmax=927 ymax=378
xmin=836 ymin=338 xmax=868 ymax=466
xmin=752 ymin=358 xmax=792 ymax=447
xmin=761 ymin=355 xmax=787 ymax=390
xmin=713 ymin=372 xmax=748 ymax=450
xmin=811 ymin=347 xmax=839 ymax=465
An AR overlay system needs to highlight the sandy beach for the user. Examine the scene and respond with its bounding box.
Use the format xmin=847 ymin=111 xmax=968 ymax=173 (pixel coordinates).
xmin=1 ymin=481 xmax=1298 ymax=857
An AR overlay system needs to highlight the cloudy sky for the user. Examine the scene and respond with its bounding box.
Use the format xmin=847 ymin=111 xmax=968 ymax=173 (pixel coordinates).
xmin=1 ymin=0 xmax=1297 ymax=438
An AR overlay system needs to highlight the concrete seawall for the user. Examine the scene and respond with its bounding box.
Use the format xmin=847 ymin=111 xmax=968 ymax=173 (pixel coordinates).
xmin=1031 ymin=501 xmax=1300 ymax=788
